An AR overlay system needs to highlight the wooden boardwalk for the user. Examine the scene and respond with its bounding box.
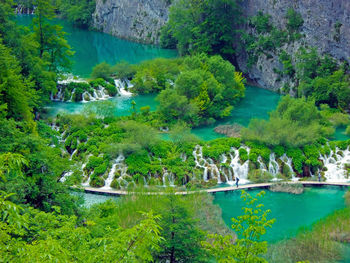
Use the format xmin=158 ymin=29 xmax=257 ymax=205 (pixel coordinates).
xmin=82 ymin=181 xmax=350 ymax=196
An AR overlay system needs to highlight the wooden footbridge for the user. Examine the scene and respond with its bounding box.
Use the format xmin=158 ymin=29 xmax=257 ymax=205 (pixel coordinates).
xmin=82 ymin=181 xmax=350 ymax=196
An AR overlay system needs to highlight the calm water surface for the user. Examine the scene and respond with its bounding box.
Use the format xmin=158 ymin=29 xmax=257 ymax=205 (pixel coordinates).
xmin=16 ymin=15 xmax=177 ymax=77
xmin=214 ymin=186 xmax=347 ymax=242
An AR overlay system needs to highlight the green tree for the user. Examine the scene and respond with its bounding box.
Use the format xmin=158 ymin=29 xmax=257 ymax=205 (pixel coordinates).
xmin=242 ymin=96 xmax=333 ymax=147
xmin=59 ymin=0 xmax=96 ymax=28
xmin=33 ymin=0 xmax=73 ymax=72
xmin=163 ymin=0 xmax=242 ymax=60
xmin=203 ymin=191 xmax=275 ymax=262
xmin=0 ymin=40 xmax=37 ymax=129
xmin=155 ymin=190 xmax=208 ymax=263
xmin=91 ymin=62 xmax=113 ymax=80
xmin=156 ymin=88 xmax=199 ymax=125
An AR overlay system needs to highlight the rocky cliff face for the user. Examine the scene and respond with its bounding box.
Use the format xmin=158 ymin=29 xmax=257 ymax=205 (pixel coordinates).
xmin=92 ymin=0 xmax=170 ymax=44
xmin=93 ymin=0 xmax=350 ymax=91
xmin=238 ymin=0 xmax=350 ymax=91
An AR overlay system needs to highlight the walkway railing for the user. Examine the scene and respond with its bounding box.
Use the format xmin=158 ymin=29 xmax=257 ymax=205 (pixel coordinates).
xmin=82 ymin=181 xmax=350 ymax=196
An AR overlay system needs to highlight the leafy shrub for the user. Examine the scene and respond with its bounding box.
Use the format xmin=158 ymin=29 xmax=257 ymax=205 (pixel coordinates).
xmin=86 ymin=156 xmax=104 ymax=171
xmin=286 ymin=148 xmax=305 ymax=174
xmin=91 ymin=62 xmax=112 ymax=80
xmin=286 ymin=8 xmax=304 ymax=32
xmin=239 ymin=148 xmax=248 ymax=162
xmin=248 ymin=170 xmax=273 ymax=183
xmin=90 ymin=175 xmax=105 ymax=188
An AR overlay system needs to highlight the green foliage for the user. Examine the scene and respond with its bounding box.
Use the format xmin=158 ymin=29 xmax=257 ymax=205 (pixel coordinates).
xmin=242 ymin=96 xmax=333 ymax=148
xmin=91 ymin=62 xmax=113 ymax=80
xmin=239 ymin=148 xmax=248 ymax=162
xmin=67 ymin=81 xmax=91 ymax=101
xmin=131 ymin=58 xmax=182 ymax=94
xmin=112 ymin=61 xmax=136 ymax=80
xmin=0 ymin=195 xmax=163 ymax=262
xmin=0 ymin=40 xmax=36 ymax=127
xmin=59 ymin=0 xmax=96 ymax=28
xmin=286 ymin=148 xmax=305 ymax=173
xmin=162 ymin=0 xmax=243 ymax=58
xmin=320 ymin=104 xmax=350 ymax=127
xmin=248 ymin=170 xmax=273 ymax=183
xmin=295 ymin=48 xmax=350 ymax=109
xmin=273 ymin=145 xmax=285 ymax=158
xmin=203 ymin=191 xmax=275 ymax=262
xmin=155 ymin=54 xmax=245 ymax=126
xmin=251 ymin=11 xmax=272 ymax=34
xmin=33 ymin=0 xmax=74 ymax=73
xmin=279 ymin=50 xmax=295 ymax=77
xmin=286 ymin=8 xmax=304 ymax=32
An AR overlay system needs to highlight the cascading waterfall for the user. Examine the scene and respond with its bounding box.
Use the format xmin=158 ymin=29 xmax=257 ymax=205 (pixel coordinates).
xmin=280 ymin=154 xmax=296 ymax=179
xmin=60 ymin=171 xmax=73 ymax=182
xmin=162 ymin=169 xmax=175 ymax=187
xmin=268 ymin=153 xmax=280 ymax=180
xmin=101 ymin=155 xmax=125 ymax=190
xmin=115 ymin=79 xmax=133 ymax=96
xmin=82 ymin=91 xmax=96 ymax=102
xmin=193 ymin=146 xmax=212 ymax=182
xmin=51 ymin=87 xmax=65 ymax=101
xmin=257 ymin=156 xmax=267 ymax=172
xmin=320 ymin=147 xmax=350 ymax=182
xmin=68 ymin=88 xmax=76 ymax=102
xmin=70 ymin=149 xmax=78 ymax=160
xmin=220 ymin=154 xmax=231 ymax=183
xmin=230 ymin=148 xmax=249 ymax=184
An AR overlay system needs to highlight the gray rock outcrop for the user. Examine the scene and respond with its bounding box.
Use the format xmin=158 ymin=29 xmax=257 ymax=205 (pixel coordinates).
xmin=238 ymin=0 xmax=350 ymax=91
xmin=93 ymin=0 xmax=170 ymax=44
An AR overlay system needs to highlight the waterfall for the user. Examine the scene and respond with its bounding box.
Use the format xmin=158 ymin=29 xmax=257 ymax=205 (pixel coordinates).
xmin=68 ymin=88 xmax=76 ymax=102
xmin=319 ymin=147 xmax=350 ymax=182
xmin=82 ymin=91 xmax=96 ymax=103
xmin=70 ymin=149 xmax=78 ymax=160
xmin=82 ymin=171 xmax=92 ymax=187
xmin=268 ymin=153 xmax=280 ymax=179
xmin=257 ymin=156 xmax=267 ymax=171
xmin=60 ymin=171 xmax=73 ymax=182
xmin=280 ymin=154 xmax=296 ymax=179
xmin=193 ymin=146 xmax=210 ymax=182
xmin=162 ymin=169 xmax=175 ymax=187
xmin=115 ymin=79 xmax=133 ymax=96
xmin=51 ymin=87 xmax=64 ymax=101
xmin=101 ymin=156 xmax=124 ymax=190
xmin=230 ymin=148 xmax=249 ymax=184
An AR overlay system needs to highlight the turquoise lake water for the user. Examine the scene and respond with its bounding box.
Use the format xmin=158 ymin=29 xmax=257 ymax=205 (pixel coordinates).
xmin=214 ymin=186 xmax=347 ymax=243
xmin=16 ymin=15 xmax=177 ymax=77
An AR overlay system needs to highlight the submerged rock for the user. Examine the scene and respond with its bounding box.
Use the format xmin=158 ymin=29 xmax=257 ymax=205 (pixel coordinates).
xmin=269 ymin=183 xmax=304 ymax=194
xmin=214 ymin=124 xmax=242 ymax=138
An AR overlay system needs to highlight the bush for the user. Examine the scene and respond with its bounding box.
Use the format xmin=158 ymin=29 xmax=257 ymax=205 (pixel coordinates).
xmin=286 ymin=8 xmax=303 ymax=32
xmin=112 ymin=61 xmax=136 ymax=79
xmin=248 ymin=170 xmax=273 ymax=183
xmin=239 ymin=148 xmax=248 ymax=162
xmin=86 ymin=156 xmax=104 ymax=171
xmin=91 ymin=62 xmax=112 ymax=80
xmin=90 ymin=175 xmax=105 ymax=188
